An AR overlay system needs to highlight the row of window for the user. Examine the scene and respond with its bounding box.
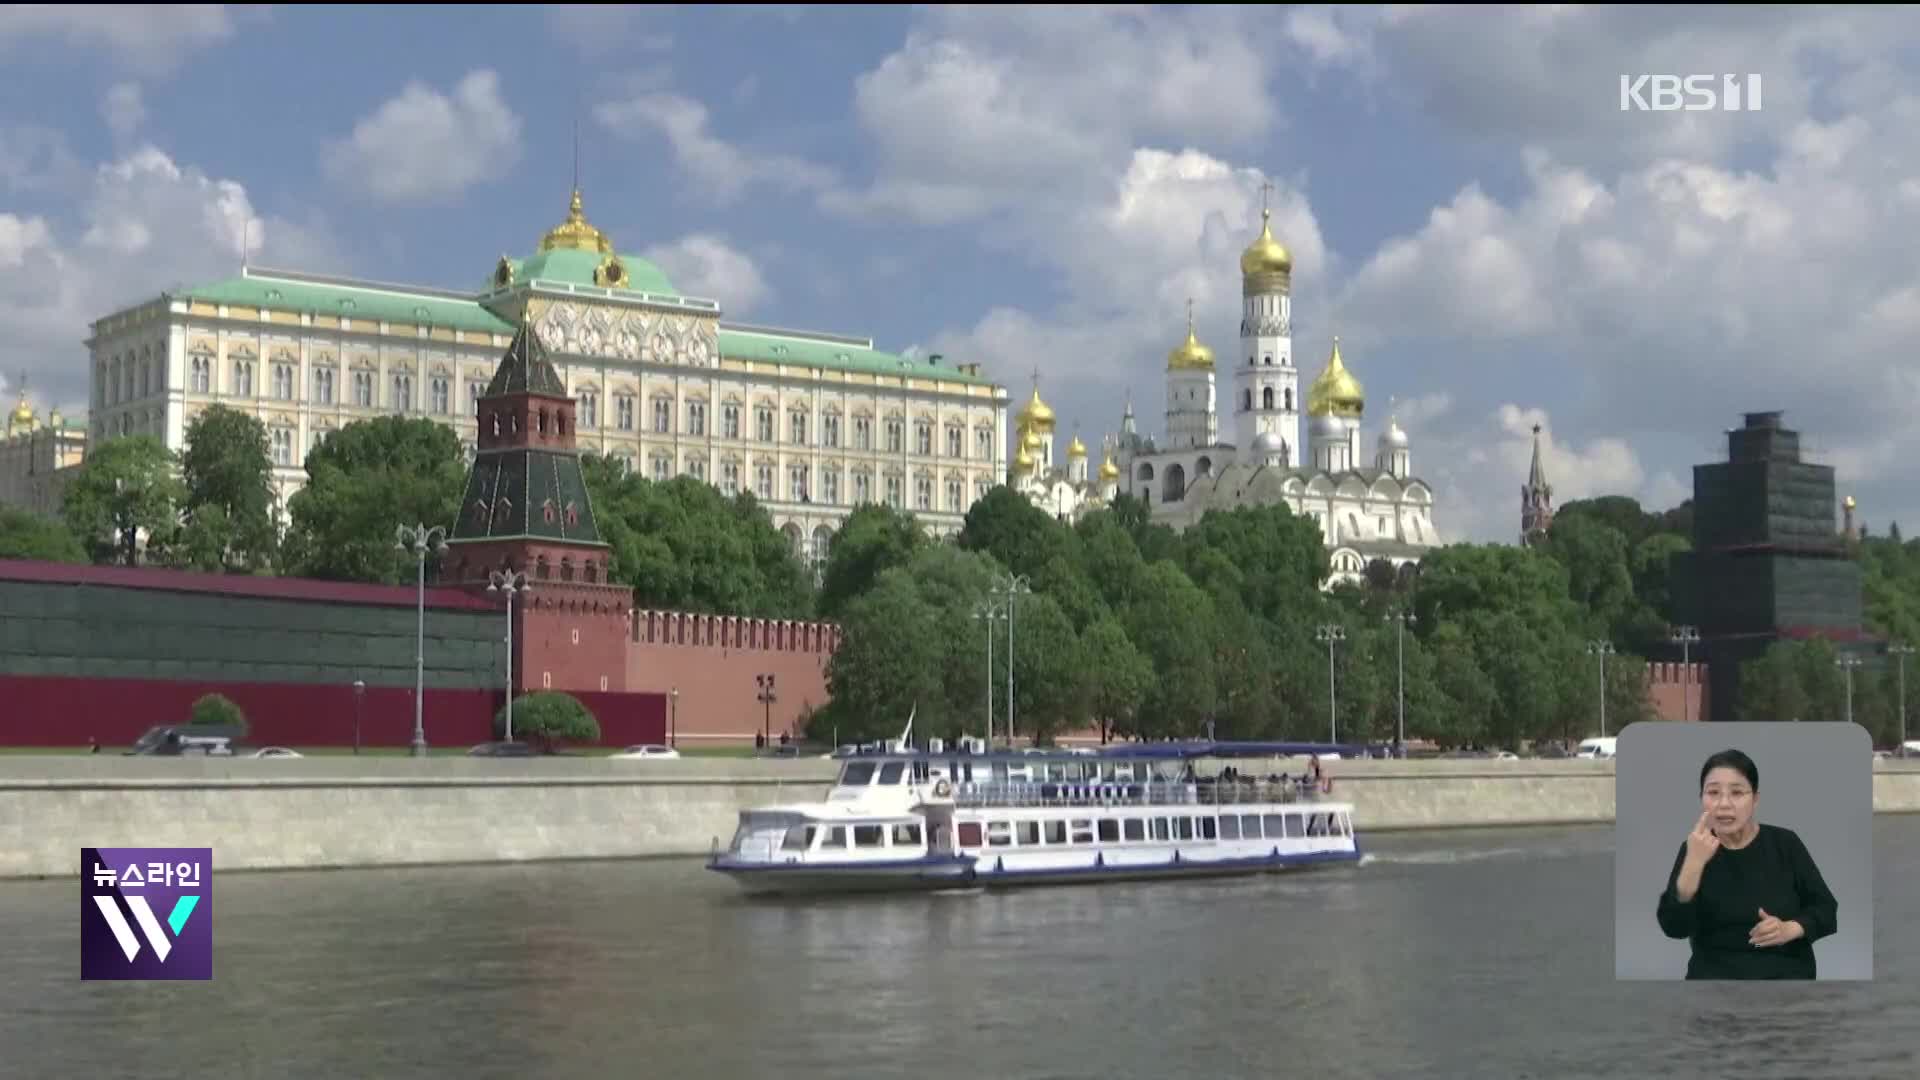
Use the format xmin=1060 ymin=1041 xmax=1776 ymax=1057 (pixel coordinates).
xmin=779 ymin=809 xmax=1350 ymax=854
xmin=607 ymin=455 xmax=988 ymax=511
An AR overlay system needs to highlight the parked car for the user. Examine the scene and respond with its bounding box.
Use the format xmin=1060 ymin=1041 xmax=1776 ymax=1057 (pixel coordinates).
xmin=126 ymin=725 xmax=238 ymax=757
xmin=608 ymin=744 xmax=680 ymax=760
xmin=247 ymin=746 xmax=303 ymax=759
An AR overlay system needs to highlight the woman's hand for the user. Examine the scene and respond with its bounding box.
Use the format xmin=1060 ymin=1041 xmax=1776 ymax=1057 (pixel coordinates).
xmin=1750 ymin=908 xmax=1806 ymax=948
xmin=1684 ymin=810 xmax=1721 ymax=868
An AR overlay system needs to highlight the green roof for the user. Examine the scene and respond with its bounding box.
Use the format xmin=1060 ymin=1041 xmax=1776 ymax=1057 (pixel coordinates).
xmin=485 ymin=325 xmax=567 ymax=398
xmin=499 ymin=248 xmax=676 ymax=296
xmin=168 ymin=270 xmax=995 ymax=386
xmin=450 ymin=448 xmax=607 ymax=548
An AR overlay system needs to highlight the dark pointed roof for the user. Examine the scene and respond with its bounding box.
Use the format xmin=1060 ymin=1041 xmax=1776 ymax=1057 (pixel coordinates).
xmin=486 ymin=322 xmax=566 ymax=398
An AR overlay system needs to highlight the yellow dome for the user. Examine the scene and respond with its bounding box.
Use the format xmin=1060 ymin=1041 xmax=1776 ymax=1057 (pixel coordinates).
xmin=1068 ymin=435 xmax=1087 ymax=458
xmin=1015 ymin=444 xmax=1035 ymax=470
xmin=1167 ymin=316 xmax=1215 ymax=372
xmin=1845 ymin=495 xmax=1857 ymax=510
xmin=1023 ymin=427 xmax=1045 ymax=451
xmin=1099 ymin=455 xmax=1120 ymax=482
xmin=7 ymin=393 xmax=33 ymax=435
xmin=539 ymin=188 xmax=614 ymax=255
xmin=1307 ymin=337 xmax=1364 ymax=419
xmin=1016 ymin=387 xmax=1056 ymax=431
xmin=1240 ymin=208 xmax=1293 ymax=278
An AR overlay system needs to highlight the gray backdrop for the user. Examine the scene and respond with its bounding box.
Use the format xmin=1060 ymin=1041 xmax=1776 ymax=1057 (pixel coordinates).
xmin=1613 ymin=720 xmax=1874 ymax=980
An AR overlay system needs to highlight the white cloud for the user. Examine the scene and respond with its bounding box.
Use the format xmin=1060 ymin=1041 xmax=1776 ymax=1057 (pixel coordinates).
xmin=825 ymin=6 xmax=1283 ymax=226
xmin=0 ymin=127 xmax=85 ymax=193
xmin=101 ymin=83 xmax=144 ymax=143
xmin=321 ymin=70 xmax=522 ymax=205
xmin=595 ymin=92 xmax=834 ymax=206
xmin=544 ymin=6 xmax=672 ymax=56
xmin=0 ymin=144 xmax=344 ymax=415
xmin=1425 ymin=405 xmax=1654 ymax=545
xmin=0 ymin=4 xmax=238 ymax=74
xmin=639 ymin=235 xmax=769 ymax=313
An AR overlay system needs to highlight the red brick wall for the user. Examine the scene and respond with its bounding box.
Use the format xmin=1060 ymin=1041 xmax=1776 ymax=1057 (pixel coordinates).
xmin=1646 ymin=661 xmax=1710 ymax=723
xmin=626 ymin=610 xmax=839 ymax=747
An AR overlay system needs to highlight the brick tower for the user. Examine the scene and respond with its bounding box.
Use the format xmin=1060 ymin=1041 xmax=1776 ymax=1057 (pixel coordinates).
xmin=443 ymin=319 xmax=631 ymax=696
xmin=1519 ymin=423 xmax=1554 ymax=546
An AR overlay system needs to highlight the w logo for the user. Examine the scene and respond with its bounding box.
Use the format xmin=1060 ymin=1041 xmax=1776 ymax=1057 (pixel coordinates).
xmin=90 ymin=894 xmax=200 ymax=963
xmin=81 ymin=847 xmax=213 ymax=981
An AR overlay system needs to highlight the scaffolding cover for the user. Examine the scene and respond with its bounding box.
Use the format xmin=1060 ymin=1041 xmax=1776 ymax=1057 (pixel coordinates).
xmin=1691 ymin=461 xmax=1843 ymax=552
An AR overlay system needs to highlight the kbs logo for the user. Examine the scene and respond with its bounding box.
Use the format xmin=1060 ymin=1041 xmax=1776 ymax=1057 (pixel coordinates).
xmin=81 ymin=848 xmax=212 ymax=981
xmin=1620 ymin=74 xmax=1763 ymax=112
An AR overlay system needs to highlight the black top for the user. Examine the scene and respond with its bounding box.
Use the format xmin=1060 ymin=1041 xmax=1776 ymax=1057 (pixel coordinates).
xmin=1656 ymin=823 xmax=1838 ymax=979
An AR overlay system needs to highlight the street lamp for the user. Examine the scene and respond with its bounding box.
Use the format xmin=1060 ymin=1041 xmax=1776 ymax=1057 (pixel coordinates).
xmin=1891 ymin=643 xmax=1914 ymax=755
xmin=756 ymin=673 xmax=778 ymax=748
xmin=1316 ymin=624 xmax=1346 ymax=745
xmin=1587 ymin=641 xmax=1614 ymax=737
xmin=1386 ymin=610 xmax=1415 ymax=756
xmin=990 ymin=573 xmax=1032 ymax=747
xmin=395 ymin=523 xmax=448 ymax=757
xmin=352 ymin=679 xmax=365 ymax=755
xmin=1836 ymin=656 xmax=1863 ymax=726
xmin=669 ymin=686 xmax=679 ymax=748
xmin=1670 ymin=625 xmax=1701 ymax=723
xmin=972 ymin=601 xmax=1006 ymax=746
xmin=487 ymin=569 xmax=532 ymax=741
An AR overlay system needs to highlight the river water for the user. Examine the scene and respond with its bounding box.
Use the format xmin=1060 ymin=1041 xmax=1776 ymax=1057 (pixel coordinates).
xmin=4 ymin=820 xmax=1917 ymax=1079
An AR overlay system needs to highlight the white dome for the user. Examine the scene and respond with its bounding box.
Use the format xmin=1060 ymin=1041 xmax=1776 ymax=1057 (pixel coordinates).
xmin=1253 ymin=430 xmax=1287 ymax=457
xmin=1310 ymin=413 xmax=1347 ymax=441
xmin=1378 ymin=418 xmax=1409 ymax=449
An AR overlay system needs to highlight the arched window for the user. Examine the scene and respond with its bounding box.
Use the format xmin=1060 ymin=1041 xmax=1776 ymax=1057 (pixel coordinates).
xmin=1284 ymin=388 xmax=1294 ymax=411
xmin=1262 ymin=387 xmax=1274 ymax=409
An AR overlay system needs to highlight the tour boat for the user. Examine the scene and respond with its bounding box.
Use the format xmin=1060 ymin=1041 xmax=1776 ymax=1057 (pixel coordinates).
xmin=707 ymin=740 xmax=1364 ymax=896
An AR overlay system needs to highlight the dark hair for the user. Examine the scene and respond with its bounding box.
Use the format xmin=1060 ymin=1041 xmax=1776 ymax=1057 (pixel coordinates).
xmin=1700 ymin=749 xmax=1758 ymax=793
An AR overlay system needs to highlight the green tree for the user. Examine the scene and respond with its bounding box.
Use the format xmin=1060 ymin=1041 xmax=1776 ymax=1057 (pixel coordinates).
xmin=584 ymin=468 xmax=809 ymax=618
xmin=816 ymin=503 xmax=925 ymax=618
xmin=823 ymin=569 xmax=948 ymax=742
xmin=496 ymin=691 xmax=601 ymax=749
xmin=178 ymin=405 xmax=277 ymax=571
xmin=1179 ymin=504 xmax=1327 ymax=620
xmin=0 ymin=505 xmax=86 ymax=562
xmin=281 ymin=417 xmax=467 ymax=583
xmin=61 ymin=435 xmax=185 ymax=565
xmin=1079 ymin=616 xmax=1152 ymax=743
xmin=189 ymin=692 xmax=247 ymax=736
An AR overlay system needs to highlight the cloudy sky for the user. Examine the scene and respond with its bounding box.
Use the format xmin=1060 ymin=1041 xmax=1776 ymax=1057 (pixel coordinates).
xmin=4 ymin=5 xmax=1919 ymax=543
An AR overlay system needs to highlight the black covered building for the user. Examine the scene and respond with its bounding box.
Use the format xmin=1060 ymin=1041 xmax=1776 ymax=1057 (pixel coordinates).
xmin=1671 ymin=411 xmax=1876 ymax=723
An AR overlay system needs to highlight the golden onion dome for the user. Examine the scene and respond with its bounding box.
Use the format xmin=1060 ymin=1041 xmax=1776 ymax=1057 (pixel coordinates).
xmin=1845 ymin=495 xmax=1856 ymax=511
xmin=7 ymin=393 xmax=33 ymax=433
xmin=1306 ymin=336 xmax=1364 ymax=419
xmin=1166 ymin=316 xmax=1215 ymax=372
xmin=1016 ymin=387 xmax=1056 ymax=431
xmin=1240 ymin=208 xmax=1293 ymax=278
xmin=1099 ymin=455 xmax=1120 ymax=482
xmin=539 ymin=188 xmax=614 ymax=255
xmin=1015 ymin=444 xmax=1035 ymax=470
xmin=1023 ymin=427 xmax=1045 ymax=452
xmin=1068 ymin=435 xmax=1087 ymax=458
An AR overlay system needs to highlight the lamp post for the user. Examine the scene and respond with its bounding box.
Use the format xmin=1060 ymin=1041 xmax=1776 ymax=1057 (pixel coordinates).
xmin=1587 ymin=641 xmax=1614 ymax=737
xmin=1891 ymin=643 xmax=1914 ymax=755
xmin=487 ymin=569 xmax=531 ymax=741
xmin=395 ymin=523 xmax=448 ymax=757
xmin=669 ymin=686 xmax=679 ymax=749
xmin=1387 ymin=610 xmax=1415 ymax=756
xmin=1836 ymin=656 xmax=1862 ymax=726
xmin=756 ymin=673 xmax=777 ymax=748
xmin=1316 ymin=624 xmax=1346 ymax=745
xmin=1670 ymin=625 xmax=1700 ymax=723
xmin=972 ymin=601 xmax=1005 ymax=746
xmin=352 ymin=679 xmax=365 ymax=756
xmin=990 ymin=573 xmax=1031 ymax=748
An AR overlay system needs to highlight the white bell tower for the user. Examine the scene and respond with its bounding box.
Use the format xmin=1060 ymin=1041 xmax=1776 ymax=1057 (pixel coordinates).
xmin=1234 ymin=182 xmax=1298 ymax=466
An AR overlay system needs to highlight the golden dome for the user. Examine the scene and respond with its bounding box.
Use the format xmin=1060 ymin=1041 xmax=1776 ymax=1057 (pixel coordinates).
xmin=1307 ymin=336 xmax=1364 ymax=419
xmin=1240 ymin=208 xmax=1293 ymax=278
xmin=539 ymin=188 xmax=614 ymax=255
xmin=1023 ymin=427 xmax=1045 ymax=451
xmin=1167 ymin=310 xmax=1215 ymax=371
xmin=1099 ymin=455 xmax=1120 ymax=482
xmin=1845 ymin=495 xmax=1856 ymax=510
xmin=1015 ymin=444 xmax=1035 ymax=470
xmin=1017 ymin=387 xmax=1056 ymax=431
xmin=7 ymin=393 xmax=33 ymax=434
xmin=1068 ymin=435 xmax=1087 ymax=458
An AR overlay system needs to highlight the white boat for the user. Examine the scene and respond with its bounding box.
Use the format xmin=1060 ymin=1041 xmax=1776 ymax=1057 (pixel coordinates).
xmin=707 ymin=740 xmax=1364 ymax=896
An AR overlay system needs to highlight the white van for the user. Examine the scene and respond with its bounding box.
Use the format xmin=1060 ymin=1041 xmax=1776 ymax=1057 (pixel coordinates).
xmin=1575 ymin=737 xmax=1617 ymax=760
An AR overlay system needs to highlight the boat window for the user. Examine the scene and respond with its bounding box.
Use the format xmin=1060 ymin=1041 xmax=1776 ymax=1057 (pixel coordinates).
xmin=1284 ymin=814 xmax=1306 ymax=838
xmin=1241 ymin=814 xmax=1263 ymax=838
xmin=1096 ymin=819 xmax=1119 ymax=843
xmin=1152 ymin=818 xmax=1170 ymax=842
xmin=1175 ymin=817 xmax=1194 ymax=841
xmin=892 ymin=823 xmax=923 ymax=847
xmin=1337 ymin=813 xmax=1350 ymax=836
xmin=1044 ymin=820 xmax=1066 ymax=845
xmin=958 ymin=821 xmax=983 ymax=848
xmin=879 ymin=762 xmax=906 ymax=785
xmin=782 ymin=825 xmax=816 ymax=852
xmin=1016 ymin=821 xmax=1039 ymax=846
xmin=912 ymin=761 xmax=931 ymax=782
xmin=1264 ymin=814 xmax=1287 ymax=838
xmin=987 ymin=821 xmax=1012 ymax=847
xmin=853 ymin=825 xmax=885 ymax=848
xmin=729 ymin=825 xmax=752 ymax=853
xmin=1200 ymin=817 xmax=1217 ymax=841
xmin=840 ymin=763 xmax=876 ymax=787
xmin=1307 ymin=815 xmax=1324 ymax=837
xmin=823 ymin=826 xmax=847 ymax=848
xmin=1122 ymin=818 xmax=1145 ymax=842
xmin=1220 ymin=815 xmax=1241 ymax=840
xmin=1069 ymin=820 xmax=1094 ymax=844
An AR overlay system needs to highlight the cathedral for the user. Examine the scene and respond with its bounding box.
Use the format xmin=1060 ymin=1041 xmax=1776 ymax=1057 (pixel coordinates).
xmin=1008 ymin=200 xmax=1443 ymax=587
